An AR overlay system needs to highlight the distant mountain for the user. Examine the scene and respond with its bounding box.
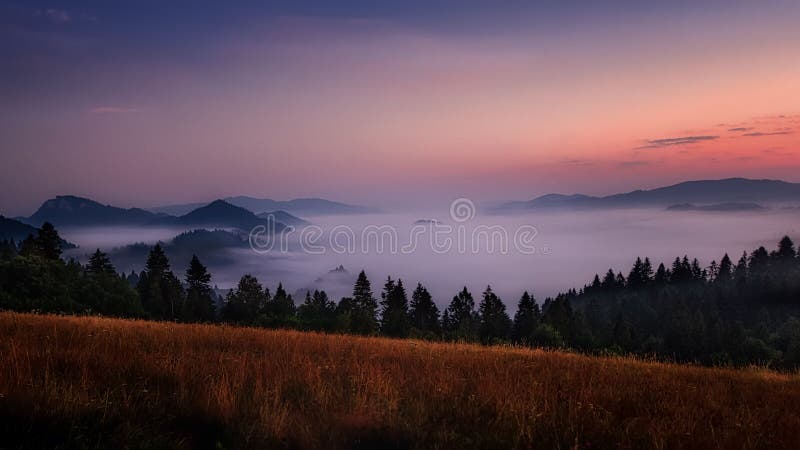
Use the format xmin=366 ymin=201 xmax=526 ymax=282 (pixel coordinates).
xmin=495 ymin=178 xmax=800 ymax=212
xmin=256 ymin=210 xmax=310 ymax=227
xmin=23 ymin=196 xmax=300 ymax=231
xmin=151 ymin=196 xmax=378 ymax=216
xmin=175 ymin=200 xmax=281 ymax=231
xmin=26 ymin=195 xmax=165 ymax=227
xmin=666 ymin=202 xmax=766 ymax=212
xmin=0 ymin=216 xmax=76 ymax=249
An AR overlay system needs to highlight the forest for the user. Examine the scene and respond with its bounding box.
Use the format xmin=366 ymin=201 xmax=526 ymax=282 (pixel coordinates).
xmin=2 ymin=223 xmax=800 ymax=369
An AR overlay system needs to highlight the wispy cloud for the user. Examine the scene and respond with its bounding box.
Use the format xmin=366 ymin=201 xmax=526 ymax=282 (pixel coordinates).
xmin=635 ymin=135 xmax=719 ymax=149
xmin=618 ymin=160 xmax=650 ymax=167
xmin=43 ymin=9 xmax=71 ymax=24
xmin=89 ymin=106 xmax=139 ymax=114
xmin=743 ymin=130 xmax=792 ymax=137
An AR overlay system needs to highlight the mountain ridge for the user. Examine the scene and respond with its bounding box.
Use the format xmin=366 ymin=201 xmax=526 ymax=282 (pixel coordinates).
xmin=150 ymin=196 xmax=378 ymax=216
xmin=494 ymin=178 xmax=800 ymax=212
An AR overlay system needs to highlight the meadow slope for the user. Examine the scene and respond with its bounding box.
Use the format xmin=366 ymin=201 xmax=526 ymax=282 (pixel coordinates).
xmin=1 ymin=312 xmax=799 ymax=449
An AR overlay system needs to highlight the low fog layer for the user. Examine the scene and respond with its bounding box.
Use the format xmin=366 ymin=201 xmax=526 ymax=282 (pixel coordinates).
xmin=61 ymin=209 xmax=800 ymax=311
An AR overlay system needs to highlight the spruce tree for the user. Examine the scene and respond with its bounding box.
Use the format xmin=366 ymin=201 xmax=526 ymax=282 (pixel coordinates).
xmin=512 ymin=291 xmax=540 ymax=344
xmin=443 ymin=287 xmax=478 ymax=341
xmin=265 ymin=282 xmax=296 ymax=323
xmin=717 ymin=254 xmax=733 ymax=283
xmin=478 ymin=286 xmax=511 ymax=343
xmin=136 ymin=244 xmax=184 ymax=320
xmin=37 ymin=222 xmax=62 ymax=260
xmin=222 ymin=274 xmax=266 ymax=323
xmin=87 ymin=249 xmax=116 ymax=275
xmin=298 ymin=289 xmax=336 ymax=330
xmin=349 ymin=270 xmax=378 ymax=334
xmin=184 ymin=255 xmax=215 ymax=322
xmin=409 ymin=283 xmax=439 ymax=334
xmin=380 ymin=278 xmax=410 ymax=337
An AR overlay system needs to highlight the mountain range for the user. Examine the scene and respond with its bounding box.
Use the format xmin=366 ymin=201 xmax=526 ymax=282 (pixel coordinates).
xmin=19 ymin=196 xmax=306 ymax=231
xmin=150 ymin=196 xmax=378 ymax=216
xmin=495 ymin=178 xmax=800 ymax=212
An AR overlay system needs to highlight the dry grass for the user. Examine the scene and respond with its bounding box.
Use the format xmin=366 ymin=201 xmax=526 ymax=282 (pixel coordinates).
xmin=1 ymin=312 xmax=799 ymax=449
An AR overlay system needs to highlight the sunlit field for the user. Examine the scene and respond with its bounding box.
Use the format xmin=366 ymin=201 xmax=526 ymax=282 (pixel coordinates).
xmin=1 ymin=312 xmax=799 ymax=449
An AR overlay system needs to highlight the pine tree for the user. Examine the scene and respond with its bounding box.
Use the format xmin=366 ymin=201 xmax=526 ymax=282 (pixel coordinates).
xmin=601 ymin=269 xmax=617 ymax=291
xmin=136 ymin=244 xmax=184 ymax=320
xmin=443 ymin=287 xmax=478 ymax=341
xmin=265 ymin=282 xmax=295 ymax=323
xmin=87 ymin=249 xmax=116 ymax=275
xmin=349 ymin=270 xmax=378 ymax=334
xmin=642 ymin=257 xmax=654 ymax=284
xmin=734 ymin=252 xmax=748 ymax=285
xmin=512 ymin=291 xmax=541 ymax=344
xmin=409 ymin=283 xmax=439 ymax=334
xmin=654 ymin=263 xmax=668 ymax=285
xmin=184 ymin=255 xmax=215 ymax=322
xmin=717 ymin=254 xmax=732 ymax=283
xmin=627 ymin=257 xmax=645 ymax=289
xmin=380 ymin=278 xmax=410 ymax=337
xmin=298 ymin=289 xmax=337 ymax=330
xmin=37 ymin=222 xmax=62 ymax=260
xmin=222 ymin=274 xmax=266 ymax=323
xmin=777 ymin=236 xmax=796 ymax=260
xmin=478 ymin=286 xmax=511 ymax=343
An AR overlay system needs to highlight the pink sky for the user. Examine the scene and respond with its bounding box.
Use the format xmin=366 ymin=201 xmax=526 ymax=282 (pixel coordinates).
xmin=1 ymin=3 xmax=799 ymax=215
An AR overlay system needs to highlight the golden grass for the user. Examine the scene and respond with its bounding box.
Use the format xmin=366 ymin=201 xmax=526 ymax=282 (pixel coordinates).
xmin=1 ymin=312 xmax=799 ymax=449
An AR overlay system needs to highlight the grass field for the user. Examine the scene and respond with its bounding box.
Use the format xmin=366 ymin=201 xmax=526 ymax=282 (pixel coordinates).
xmin=1 ymin=312 xmax=799 ymax=449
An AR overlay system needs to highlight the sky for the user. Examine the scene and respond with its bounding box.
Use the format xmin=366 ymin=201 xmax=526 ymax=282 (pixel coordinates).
xmin=1 ymin=0 xmax=799 ymax=216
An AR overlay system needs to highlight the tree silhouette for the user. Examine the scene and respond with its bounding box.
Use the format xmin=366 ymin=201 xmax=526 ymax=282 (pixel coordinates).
xmin=37 ymin=222 xmax=62 ymax=260
xmin=222 ymin=274 xmax=266 ymax=323
xmin=184 ymin=255 xmax=215 ymax=322
xmin=264 ymin=282 xmax=295 ymax=325
xmin=380 ymin=277 xmax=410 ymax=337
xmin=349 ymin=270 xmax=378 ymax=334
xmin=478 ymin=286 xmax=511 ymax=344
xmin=136 ymin=244 xmax=184 ymax=320
xmin=298 ymin=289 xmax=337 ymax=331
xmin=409 ymin=283 xmax=439 ymax=335
xmin=444 ymin=287 xmax=478 ymax=342
xmin=512 ymin=291 xmax=540 ymax=344
xmin=87 ymin=249 xmax=116 ymax=275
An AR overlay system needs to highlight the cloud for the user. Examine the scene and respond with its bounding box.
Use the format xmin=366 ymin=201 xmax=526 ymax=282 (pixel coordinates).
xmin=743 ymin=131 xmax=792 ymax=137
xmin=635 ymin=135 xmax=719 ymax=149
xmin=618 ymin=160 xmax=650 ymax=167
xmin=44 ymin=9 xmax=71 ymax=24
xmin=727 ymin=127 xmax=753 ymax=132
xmin=89 ymin=106 xmax=139 ymax=114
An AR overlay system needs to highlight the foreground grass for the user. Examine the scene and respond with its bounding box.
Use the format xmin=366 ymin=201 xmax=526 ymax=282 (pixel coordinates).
xmin=1 ymin=313 xmax=799 ymax=449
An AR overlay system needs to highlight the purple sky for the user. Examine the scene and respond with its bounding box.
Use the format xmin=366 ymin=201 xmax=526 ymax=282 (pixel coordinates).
xmin=1 ymin=0 xmax=799 ymax=216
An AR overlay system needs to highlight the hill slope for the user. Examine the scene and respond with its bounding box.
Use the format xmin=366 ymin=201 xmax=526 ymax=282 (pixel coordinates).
xmin=26 ymin=195 xmax=162 ymax=226
xmin=0 ymin=216 xmax=76 ymax=248
xmin=2 ymin=312 xmax=798 ymax=449
xmin=497 ymin=178 xmax=800 ymax=211
xmin=152 ymin=196 xmax=378 ymax=216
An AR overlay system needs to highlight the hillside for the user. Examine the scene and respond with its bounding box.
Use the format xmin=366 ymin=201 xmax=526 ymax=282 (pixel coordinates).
xmin=26 ymin=195 xmax=163 ymax=226
xmin=2 ymin=312 xmax=798 ymax=449
xmin=496 ymin=178 xmax=800 ymax=211
xmin=0 ymin=215 xmax=76 ymax=248
xmin=151 ymin=196 xmax=378 ymax=216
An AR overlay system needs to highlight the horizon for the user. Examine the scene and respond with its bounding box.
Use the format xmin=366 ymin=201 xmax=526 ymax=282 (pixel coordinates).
xmin=2 ymin=0 xmax=799 ymax=215
xmin=6 ymin=175 xmax=800 ymax=217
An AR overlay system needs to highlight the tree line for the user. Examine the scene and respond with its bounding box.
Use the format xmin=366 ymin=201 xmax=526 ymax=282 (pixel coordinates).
xmin=2 ymin=224 xmax=800 ymax=369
